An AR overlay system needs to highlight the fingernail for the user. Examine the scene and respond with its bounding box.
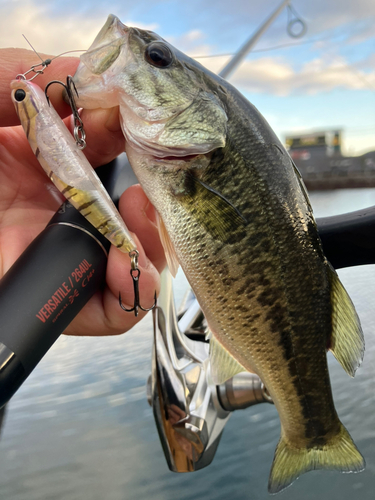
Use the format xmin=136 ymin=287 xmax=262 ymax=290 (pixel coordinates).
xmin=144 ymin=199 xmax=158 ymax=225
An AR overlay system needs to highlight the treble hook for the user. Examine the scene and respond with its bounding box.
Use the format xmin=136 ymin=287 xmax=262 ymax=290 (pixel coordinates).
xmin=66 ymin=76 xmax=86 ymax=149
xmin=119 ymin=250 xmax=157 ymax=317
xmin=44 ymin=76 xmax=86 ymax=149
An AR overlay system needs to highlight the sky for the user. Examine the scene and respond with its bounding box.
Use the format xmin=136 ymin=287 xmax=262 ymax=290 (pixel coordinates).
xmin=1 ymin=0 xmax=375 ymax=156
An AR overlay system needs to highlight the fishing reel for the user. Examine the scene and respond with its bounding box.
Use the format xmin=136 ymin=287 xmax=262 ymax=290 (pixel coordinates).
xmin=147 ymin=270 xmax=273 ymax=472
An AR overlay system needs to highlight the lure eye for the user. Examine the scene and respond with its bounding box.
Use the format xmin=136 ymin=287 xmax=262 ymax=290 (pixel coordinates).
xmin=145 ymin=43 xmax=173 ymax=68
xmin=14 ymin=89 xmax=26 ymax=102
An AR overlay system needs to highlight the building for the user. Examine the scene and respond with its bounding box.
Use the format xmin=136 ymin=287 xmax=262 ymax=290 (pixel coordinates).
xmin=284 ymin=130 xmax=375 ymax=190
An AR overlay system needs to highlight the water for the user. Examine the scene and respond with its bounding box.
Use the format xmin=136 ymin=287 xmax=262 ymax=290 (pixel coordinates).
xmin=0 ymin=189 xmax=375 ymax=499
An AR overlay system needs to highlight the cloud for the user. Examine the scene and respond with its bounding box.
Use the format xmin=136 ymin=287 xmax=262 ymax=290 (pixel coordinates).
xmin=186 ymin=0 xmax=375 ymax=39
xmin=198 ymin=53 xmax=375 ymax=96
xmin=5 ymin=0 xmax=373 ymax=55
xmin=2 ymin=0 xmax=374 ymax=156
xmin=0 ymin=1 xmax=102 ymax=55
xmin=0 ymin=0 xmax=158 ymax=56
xmin=167 ymin=29 xmax=215 ymax=58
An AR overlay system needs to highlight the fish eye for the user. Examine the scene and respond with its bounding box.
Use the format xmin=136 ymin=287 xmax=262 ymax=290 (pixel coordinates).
xmin=145 ymin=42 xmax=173 ymax=68
xmin=14 ymin=89 xmax=26 ymax=102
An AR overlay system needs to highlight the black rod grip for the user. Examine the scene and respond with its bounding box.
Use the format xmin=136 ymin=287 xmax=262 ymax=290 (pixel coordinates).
xmin=0 ymin=215 xmax=109 ymax=408
xmin=0 ymin=160 xmax=123 ymax=408
xmin=317 ymin=205 xmax=375 ymax=269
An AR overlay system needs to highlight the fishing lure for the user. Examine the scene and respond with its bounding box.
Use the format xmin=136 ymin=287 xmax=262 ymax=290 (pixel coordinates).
xmin=10 ymin=67 xmax=155 ymax=316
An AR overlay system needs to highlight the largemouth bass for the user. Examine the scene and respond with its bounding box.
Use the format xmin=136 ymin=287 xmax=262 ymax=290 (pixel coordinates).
xmin=72 ymin=15 xmax=365 ymax=493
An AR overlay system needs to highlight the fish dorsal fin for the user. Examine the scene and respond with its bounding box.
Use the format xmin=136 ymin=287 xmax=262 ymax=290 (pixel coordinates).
xmin=328 ymin=264 xmax=364 ymax=377
xmin=209 ymin=334 xmax=246 ymax=385
xmin=291 ymin=159 xmax=314 ymax=214
xmin=156 ymin=212 xmax=179 ymax=278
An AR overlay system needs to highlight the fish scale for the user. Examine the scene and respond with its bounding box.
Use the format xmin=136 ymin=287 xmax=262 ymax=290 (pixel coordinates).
xmin=72 ymin=14 xmax=365 ymax=493
xmin=189 ymin=155 xmax=324 ymax=421
xmin=148 ymin=139 xmax=333 ymax=442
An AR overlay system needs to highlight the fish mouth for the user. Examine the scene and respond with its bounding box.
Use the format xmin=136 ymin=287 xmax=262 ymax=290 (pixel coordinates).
xmin=73 ymin=14 xmax=222 ymax=159
xmin=72 ymin=15 xmax=131 ymax=108
xmin=76 ymin=14 xmax=129 ymax=77
xmin=124 ymin=125 xmax=216 ymax=161
xmin=151 ymin=153 xmax=200 ymax=164
xmin=85 ymin=14 xmax=129 ymax=58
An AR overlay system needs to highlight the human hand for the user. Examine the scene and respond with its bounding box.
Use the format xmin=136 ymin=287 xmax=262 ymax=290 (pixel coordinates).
xmin=0 ymin=48 xmax=166 ymax=336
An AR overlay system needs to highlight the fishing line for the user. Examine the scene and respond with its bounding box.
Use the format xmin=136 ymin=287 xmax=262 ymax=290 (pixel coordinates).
xmin=50 ymin=49 xmax=88 ymax=61
xmin=22 ymin=34 xmax=44 ymax=63
xmin=20 ymin=34 xmax=86 ymax=81
xmin=192 ymin=34 xmax=336 ymax=59
xmin=23 ymin=34 xmax=86 ymax=60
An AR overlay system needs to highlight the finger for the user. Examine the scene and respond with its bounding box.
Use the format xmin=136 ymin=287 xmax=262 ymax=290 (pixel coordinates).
xmin=119 ymin=185 xmax=166 ymax=273
xmin=2 ymin=48 xmax=125 ymax=167
xmin=97 ymin=189 xmax=165 ymax=333
xmin=63 ymin=106 xmax=125 ymax=168
xmin=65 ymin=234 xmax=160 ymax=336
xmin=104 ymin=234 xmax=160 ymax=326
xmin=64 ymin=186 xmax=165 ymax=336
xmin=0 ymin=48 xmax=79 ymax=127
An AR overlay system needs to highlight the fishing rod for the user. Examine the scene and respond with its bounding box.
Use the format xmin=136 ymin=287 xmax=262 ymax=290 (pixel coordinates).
xmin=0 ymin=157 xmax=127 ymax=409
xmin=218 ymin=0 xmax=306 ymax=79
xmin=318 ymin=207 xmax=375 ymax=269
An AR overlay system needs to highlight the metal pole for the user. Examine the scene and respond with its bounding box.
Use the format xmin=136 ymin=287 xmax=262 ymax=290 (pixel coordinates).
xmin=218 ymin=0 xmax=291 ymax=80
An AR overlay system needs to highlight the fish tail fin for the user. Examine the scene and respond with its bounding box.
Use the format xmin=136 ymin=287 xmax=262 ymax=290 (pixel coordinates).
xmin=268 ymin=423 xmax=365 ymax=494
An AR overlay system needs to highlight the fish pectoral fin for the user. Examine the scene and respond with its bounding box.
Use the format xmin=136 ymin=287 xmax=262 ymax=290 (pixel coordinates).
xmin=327 ymin=264 xmax=364 ymax=377
xmin=209 ymin=334 xmax=247 ymax=385
xmin=269 ymin=423 xmax=365 ymax=494
xmin=156 ymin=212 xmax=180 ymax=278
xmin=184 ymin=173 xmax=247 ymax=243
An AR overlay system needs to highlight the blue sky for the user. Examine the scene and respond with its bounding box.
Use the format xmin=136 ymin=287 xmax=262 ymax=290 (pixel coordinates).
xmin=1 ymin=0 xmax=375 ymax=155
